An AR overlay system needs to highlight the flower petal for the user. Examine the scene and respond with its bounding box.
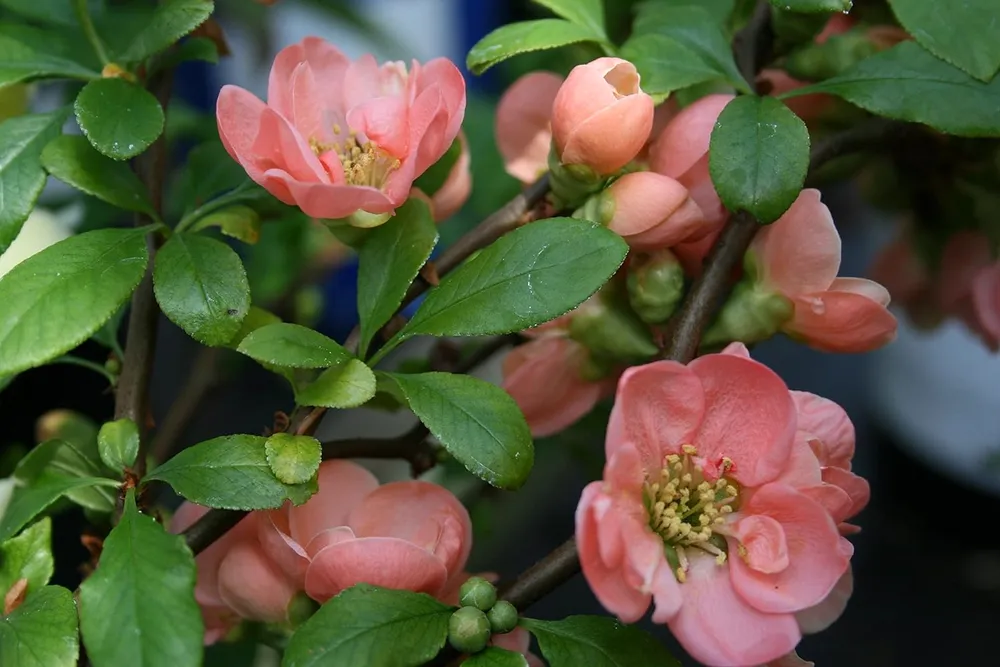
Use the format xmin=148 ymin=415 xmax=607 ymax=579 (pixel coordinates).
xmin=217 ymin=541 xmax=297 ymax=623
xmin=829 ymin=277 xmax=890 ymax=307
xmin=790 ymin=391 xmax=855 ymax=469
xmin=288 ymin=460 xmax=379 ymax=547
xmin=268 ymin=37 xmax=350 ymax=117
xmin=971 ymin=263 xmax=1000 ymax=349
xmin=728 ymin=515 xmax=789 ymax=574
xmin=938 ymin=230 xmax=992 ymax=308
xmin=794 ymin=565 xmax=853 ymax=634
xmin=216 ymin=85 xmax=269 ymax=180
xmin=257 ymin=508 xmax=309 ymax=586
xmin=650 ymin=94 xmax=733 ymax=179
xmin=495 ymin=72 xmax=563 ymax=183
xmin=787 ymin=290 xmax=898 ymax=353
xmin=169 ymin=504 xmax=256 ymax=608
xmin=264 ymin=174 xmax=398 ymax=219
xmin=821 ymin=467 xmax=870 ymax=522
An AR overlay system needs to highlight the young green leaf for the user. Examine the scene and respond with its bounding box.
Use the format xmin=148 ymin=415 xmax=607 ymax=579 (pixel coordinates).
xmin=41 ymin=135 xmax=156 ymax=214
xmin=237 ymin=323 xmax=352 ymax=369
xmin=74 ymin=78 xmax=165 ymax=161
xmin=0 ymin=473 xmax=118 ymax=542
xmin=708 ymin=95 xmax=810 ymax=224
xmin=225 ymin=305 xmax=281 ymax=348
xmin=0 ymin=227 xmax=149 ymax=376
xmin=115 ymin=0 xmax=215 ymax=63
xmin=146 ymin=434 xmax=312 ymax=510
xmin=620 ymin=34 xmax=726 ymax=100
xmin=16 ymin=436 xmax=115 ymax=513
xmin=464 ymin=647 xmax=530 ymax=667
xmin=0 ymin=32 xmax=99 ymax=87
xmin=296 ymin=359 xmax=377 ymax=409
xmin=531 ymin=0 xmax=608 ymax=41
xmin=176 ymin=140 xmax=253 ymax=213
xmin=283 ymin=584 xmax=453 ymax=667
xmin=97 ymin=418 xmax=140 ymax=470
xmin=769 ymin=0 xmax=851 ymax=12
xmin=467 ymin=19 xmax=599 ymax=75
xmin=0 ymin=586 xmax=80 ymax=667
xmin=0 ymin=0 xmax=91 ymax=26
xmin=153 ymin=234 xmax=250 ymax=346
xmin=79 ymin=490 xmax=202 ymax=667
xmin=887 ymin=0 xmax=1000 ymax=82
xmin=0 ymin=517 xmax=53 ymax=595
xmin=356 ymin=199 xmax=438 ymax=358
xmin=385 ymin=372 xmax=534 ymax=489
xmin=264 ymin=433 xmax=321 ymax=486
xmin=782 ymin=41 xmax=1000 ymax=137
xmin=0 ymin=107 xmax=71 ymax=256
xmin=521 ymin=616 xmax=681 ymax=667
xmin=191 ymin=205 xmax=262 ymax=244
xmin=384 ymin=218 xmax=627 ymax=356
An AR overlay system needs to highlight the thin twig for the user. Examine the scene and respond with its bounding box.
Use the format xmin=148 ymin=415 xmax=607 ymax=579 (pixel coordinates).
xmin=733 ymin=0 xmax=773 ymax=87
xmin=148 ymin=347 xmax=223 ymax=465
xmin=322 ymin=423 xmax=436 ymax=477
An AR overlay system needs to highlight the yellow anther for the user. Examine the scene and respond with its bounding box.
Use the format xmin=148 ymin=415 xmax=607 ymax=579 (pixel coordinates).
xmin=682 ymin=444 xmax=698 ymax=455
xmin=676 ymin=567 xmax=687 ymax=583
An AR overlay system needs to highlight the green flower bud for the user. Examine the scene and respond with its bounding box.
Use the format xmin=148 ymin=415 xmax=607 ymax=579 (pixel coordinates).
xmin=569 ymin=287 xmax=659 ymax=364
xmin=547 ymin=149 xmax=604 ymax=211
xmin=486 ymin=600 xmax=518 ymax=634
xmin=286 ymin=590 xmax=319 ymax=628
xmin=626 ymin=250 xmax=686 ymax=324
xmin=459 ymin=576 xmax=497 ymax=611
xmin=104 ymin=357 xmax=122 ymax=376
xmin=572 ymin=189 xmax=615 ymax=227
xmin=448 ymin=607 xmax=491 ymax=654
xmin=702 ymin=281 xmax=794 ymax=348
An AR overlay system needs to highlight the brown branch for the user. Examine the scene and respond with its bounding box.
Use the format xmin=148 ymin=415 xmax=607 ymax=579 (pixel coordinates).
xmin=148 ymin=347 xmax=223 ymax=465
xmin=185 ymin=509 xmax=246 ymax=556
xmin=733 ymin=1 xmax=773 ymax=88
xmin=322 ymin=423 xmax=436 ymax=477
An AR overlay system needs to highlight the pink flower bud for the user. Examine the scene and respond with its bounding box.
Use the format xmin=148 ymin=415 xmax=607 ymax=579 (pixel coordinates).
xmin=551 ymin=58 xmax=654 ymax=175
xmin=603 ymin=172 xmax=709 ymax=251
xmin=495 ymin=71 xmax=563 ymax=184
xmin=430 ymin=133 xmax=472 ymax=221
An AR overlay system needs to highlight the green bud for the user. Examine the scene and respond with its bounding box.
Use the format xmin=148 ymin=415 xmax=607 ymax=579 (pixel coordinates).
xmin=103 ymin=356 xmax=122 ymax=376
xmin=459 ymin=576 xmax=497 ymax=611
xmin=572 ymin=190 xmax=615 ymax=227
xmin=785 ymin=29 xmax=878 ymax=82
xmin=569 ymin=286 xmax=659 ymax=364
xmin=35 ymin=409 xmax=98 ymax=448
xmin=486 ymin=600 xmax=518 ymax=634
xmin=97 ymin=418 xmax=140 ymax=470
xmin=448 ymin=607 xmax=491 ymax=654
xmin=626 ymin=250 xmax=686 ymax=324
xmin=702 ymin=281 xmax=794 ymax=348
xmin=286 ymin=590 xmax=320 ymax=628
xmin=547 ymin=149 xmax=604 ymax=211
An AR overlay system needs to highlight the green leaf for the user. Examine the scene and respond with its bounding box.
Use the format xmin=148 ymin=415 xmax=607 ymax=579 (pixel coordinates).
xmin=296 ymin=359 xmax=377 ymax=409
xmin=97 ymin=419 xmax=139 ymax=471
xmin=521 ymin=616 xmax=681 ymax=667
xmin=0 ymin=586 xmax=79 ymax=667
xmin=153 ymin=234 xmax=250 ymax=346
xmin=636 ymin=0 xmax=735 ymax=24
xmin=79 ymin=490 xmax=202 ymax=667
xmin=283 ymin=584 xmax=453 ymax=667
xmin=769 ymin=0 xmax=851 ymax=12
xmin=387 ymin=218 xmax=627 ymax=350
xmin=0 ymin=473 xmax=117 ymax=542
xmin=20 ymin=426 xmax=115 ymax=513
xmin=467 ymin=19 xmax=600 ymax=75
xmin=708 ymin=95 xmax=810 ymax=223
xmin=191 ymin=205 xmax=261 ymax=244
xmin=357 ymin=199 xmax=438 ymax=358
xmin=115 ymin=0 xmax=215 ymax=63
xmin=146 ymin=434 xmax=311 ymax=510
xmin=176 ymin=140 xmax=251 ymax=213
xmin=0 ymin=0 xmax=92 ymax=25
xmin=0 ymin=108 xmax=71 ymax=256
xmin=631 ymin=5 xmax=750 ymax=92
xmin=74 ymin=78 xmax=165 ymax=161
xmin=264 ymin=433 xmax=321 ymax=485
xmin=0 ymin=32 xmax=99 ymax=87
xmin=41 ymin=135 xmax=155 ymax=214
xmin=621 ymin=34 xmax=726 ymax=100
xmin=531 ymin=0 xmax=607 ymax=40
xmin=782 ymin=41 xmax=1000 ymax=137
xmin=225 ymin=305 xmax=281 ymax=348
xmin=385 ymin=372 xmax=533 ymax=489
xmin=464 ymin=647 xmax=529 ymax=667
xmin=887 ymin=0 xmax=1000 ymax=82
xmin=238 ymin=323 xmax=352 ymax=369
xmin=0 ymin=227 xmax=149 ymax=376
xmin=0 ymin=517 xmax=53 ymax=595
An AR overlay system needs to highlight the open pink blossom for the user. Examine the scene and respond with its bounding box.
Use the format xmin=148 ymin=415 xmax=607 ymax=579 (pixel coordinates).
xmin=217 ymin=37 xmax=465 ymax=225
xmin=747 ymin=189 xmax=897 ymax=352
xmin=577 ymin=344 xmax=860 ymax=666
xmin=495 ymin=71 xmax=563 ymax=184
xmin=602 ymin=171 xmax=710 ymax=251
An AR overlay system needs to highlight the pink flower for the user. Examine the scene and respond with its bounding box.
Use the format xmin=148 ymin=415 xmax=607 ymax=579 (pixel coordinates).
xmin=576 ymin=344 xmax=860 ymax=666
xmin=746 ymin=189 xmax=897 ymax=352
xmin=602 ymin=171 xmax=710 ymax=251
xmin=551 ymin=58 xmax=654 ymax=175
xmin=495 ymin=71 xmax=563 ymax=184
xmin=971 ymin=263 xmax=1000 ymax=349
xmin=492 ymin=627 xmax=546 ymax=667
xmin=217 ymin=37 xmax=465 ymax=225
xmin=757 ymin=69 xmax=832 ymax=124
xmin=425 ymin=132 xmax=472 ymax=222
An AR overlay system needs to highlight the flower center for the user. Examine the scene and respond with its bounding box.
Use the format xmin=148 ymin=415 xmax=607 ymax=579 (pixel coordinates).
xmin=310 ymin=125 xmax=401 ymax=188
xmin=643 ymin=445 xmax=740 ymax=583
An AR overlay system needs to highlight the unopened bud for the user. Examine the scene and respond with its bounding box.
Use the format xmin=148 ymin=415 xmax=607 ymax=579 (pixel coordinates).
xmin=702 ymin=281 xmax=794 ymax=348
xmin=627 ymin=250 xmax=686 ymax=324
xmin=101 ymin=63 xmax=135 ymax=81
xmin=569 ymin=288 xmax=659 ymax=364
xmin=286 ymin=591 xmax=319 ymax=628
xmin=104 ymin=356 xmax=122 ymax=376
xmin=448 ymin=607 xmax=491 ymax=654
xmin=487 ymin=600 xmax=518 ymax=634
xmin=547 ymin=151 xmax=605 ymax=211
xmin=35 ymin=410 xmax=98 ymax=446
xmin=459 ymin=576 xmax=497 ymax=611
xmin=601 ymin=172 xmax=707 ymax=251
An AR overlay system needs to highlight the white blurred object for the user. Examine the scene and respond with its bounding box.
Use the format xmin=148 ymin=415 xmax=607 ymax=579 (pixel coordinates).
xmin=0 ymin=207 xmax=73 ymax=279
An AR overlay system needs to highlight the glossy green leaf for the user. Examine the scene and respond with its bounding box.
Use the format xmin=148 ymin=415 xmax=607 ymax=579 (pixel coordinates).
xmin=0 ymin=517 xmax=53 ymax=595
xmin=769 ymin=0 xmax=851 ymax=12
xmin=238 ymin=323 xmax=352 ymax=369
xmin=283 ymin=584 xmax=453 ymax=667
xmin=0 ymin=0 xmax=92 ymax=25
xmin=521 ymin=616 xmax=681 ymax=667
xmin=0 ymin=585 xmax=79 ymax=667
xmin=467 ymin=19 xmax=600 ymax=75
xmin=74 ymin=79 xmax=165 ymax=161
xmin=176 ymin=140 xmax=252 ymax=213
xmin=356 ymin=199 xmax=438 ymax=358
xmin=387 ymin=218 xmax=627 ymax=351
xmin=191 ymin=205 xmax=261 ymax=244
xmin=888 ymin=0 xmax=1000 ymax=82
xmin=226 ymin=305 xmax=281 ymax=348
xmin=79 ymin=490 xmax=202 ymax=667
xmin=783 ymin=41 xmax=1000 ymax=137
xmin=97 ymin=418 xmax=139 ymax=471
xmin=0 ymin=227 xmax=149 ymax=376
xmin=386 ymin=372 xmax=533 ymax=489
xmin=621 ymin=33 xmax=726 ymax=99
xmin=36 ymin=430 xmax=115 ymax=513
xmin=0 ymin=32 xmax=99 ymax=87
xmin=296 ymin=359 xmax=377 ymax=409
xmin=115 ymin=0 xmax=215 ymax=63
xmin=464 ymin=648 xmax=529 ymax=667
xmin=146 ymin=435 xmax=313 ymax=510
xmin=0 ymin=108 xmax=71 ymax=256
xmin=153 ymin=234 xmax=250 ymax=346
xmin=41 ymin=135 xmax=155 ymax=214
xmin=0 ymin=473 xmax=117 ymax=542
xmin=531 ymin=0 xmax=607 ymax=40
xmin=264 ymin=433 xmax=321 ymax=486
xmin=708 ymin=95 xmax=810 ymax=223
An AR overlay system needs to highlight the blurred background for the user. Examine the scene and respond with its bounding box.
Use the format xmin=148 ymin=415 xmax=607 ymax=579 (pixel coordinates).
xmin=3 ymin=1 xmax=1000 ymax=665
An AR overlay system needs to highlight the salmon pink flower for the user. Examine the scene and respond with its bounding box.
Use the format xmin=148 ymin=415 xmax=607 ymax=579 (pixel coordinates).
xmin=597 ymin=171 xmax=710 ymax=251
xmin=217 ymin=37 xmax=465 ymax=226
xmin=419 ymin=132 xmax=472 ymax=222
xmin=495 ymin=71 xmax=563 ymax=184
xmin=577 ymin=344 xmax=860 ymax=666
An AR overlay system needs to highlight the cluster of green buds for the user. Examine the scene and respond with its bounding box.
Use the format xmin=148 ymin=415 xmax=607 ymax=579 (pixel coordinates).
xmin=447 ymin=577 xmax=519 ymax=654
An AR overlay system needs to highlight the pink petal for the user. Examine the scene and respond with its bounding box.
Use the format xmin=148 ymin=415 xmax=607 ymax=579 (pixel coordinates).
xmin=938 ymin=230 xmax=992 ymax=308
xmin=789 ymin=391 xmax=855 ymax=469
xmin=288 ymin=460 xmax=379 ymax=547
xmin=169 ymin=504 xmax=256 ymax=608
xmin=720 ymin=342 xmax=751 ymax=358
xmin=794 ymin=565 xmax=853 ymax=634
xmin=799 ymin=483 xmax=853 ymax=520
xmin=603 ymin=443 xmax=646 ymax=495
xmin=305 ymin=537 xmax=449 ymax=602
xmin=869 ymin=234 xmax=928 ymax=305
xmin=775 ymin=439 xmax=822 ymax=489
xmin=254 ymin=107 xmax=330 ymax=183
xmin=678 ymin=155 xmax=728 ymax=230
xmin=667 ymin=555 xmax=801 ymax=667
xmin=688 ymin=353 xmax=796 ymax=487
xmin=268 ymin=37 xmax=350 ymax=117
xmin=347 ymin=480 xmax=472 ymax=579
xmin=748 ymin=189 xmax=841 ymax=296
xmin=829 ymin=277 xmax=890 ymax=307
xmin=347 ymin=95 xmax=411 ymax=159
xmin=256 ymin=508 xmax=309 ymax=586
xmin=341 ymin=53 xmax=382 ymax=111
xmin=304 ymin=526 xmax=356 ymax=558
xmin=217 ymin=541 xmax=298 ymax=623
xmin=414 ymin=57 xmax=467 ymax=160
xmin=216 ymin=85 xmax=269 ymax=180
xmin=287 ymin=61 xmax=328 ymax=143
xmin=728 ymin=515 xmax=789 ymax=574
xmin=765 ymin=651 xmax=815 ymax=667
xmin=407 ymin=86 xmax=450 ymax=180
xmin=729 ymin=483 xmax=848 ymax=614
xmin=429 ymin=132 xmax=471 ymax=221
xmin=821 ymin=467 xmax=870 ymax=522
xmin=201 ymin=604 xmax=239 ymax=646
xmin=971 ymin=263 xmax=1000 ymax=347
xmin=495 ymin=72 xmax=563 ymax=183
xmin=263 ymin=173 xmax=397 ymax=219
xmin=605 ymin=360 xmax=706 ymax=472
xmin=650 ymin=94 xmax=734 ymax=179
xmin=787 ymin=290 xmax=898 ymax=353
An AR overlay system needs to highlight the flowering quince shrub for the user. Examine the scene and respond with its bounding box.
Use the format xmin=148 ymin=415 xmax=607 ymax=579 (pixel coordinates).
xmin=0 ymin=0 xmax=997 ymax=666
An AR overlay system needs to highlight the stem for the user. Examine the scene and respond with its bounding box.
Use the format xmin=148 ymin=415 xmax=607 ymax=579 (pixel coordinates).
xmin=322 ymin=423 xmax=436 ymax=478
xmin=174 ymin=182 xmax=257 ymax=233
xmin=52 ymin=355 xmax=118 ymax=387
xmin=185 ymin=509 xmax=247 ymax=556
xmin=74 ymin=0 xmax=110 ymax=66
xmin=733 ymin=0 xmax=773 ymax=88
xmin=148 ymin=347 xmax=223 ymax=465
xmin=806 ymin=116 xmax=913 ymax=181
